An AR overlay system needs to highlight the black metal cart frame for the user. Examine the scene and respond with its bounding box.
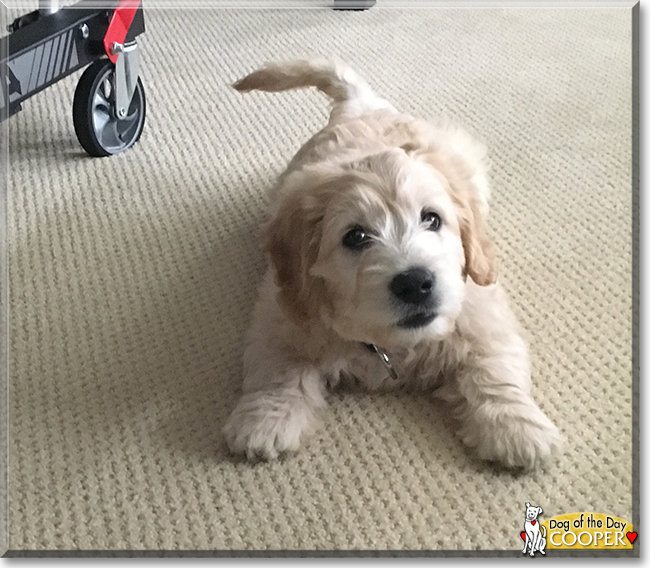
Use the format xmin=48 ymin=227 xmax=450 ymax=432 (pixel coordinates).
xmin=0 ymin=0 xmax=376 ymax=157
xmin=1 ymin=0 xmax=146 ymax=156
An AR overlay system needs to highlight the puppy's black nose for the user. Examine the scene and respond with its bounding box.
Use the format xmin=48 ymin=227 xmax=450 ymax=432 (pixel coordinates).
xmin=389 ymin=267 xmax=435 ymax=306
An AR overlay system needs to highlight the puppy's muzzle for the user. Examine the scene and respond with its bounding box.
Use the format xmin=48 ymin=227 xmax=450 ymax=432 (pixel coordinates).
xmin=390 ymin=266 xmax=437 ymax=329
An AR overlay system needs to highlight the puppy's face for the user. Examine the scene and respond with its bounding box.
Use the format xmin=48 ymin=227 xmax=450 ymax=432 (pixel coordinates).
xmin=265 ymin=149 xmax=495 ymax=349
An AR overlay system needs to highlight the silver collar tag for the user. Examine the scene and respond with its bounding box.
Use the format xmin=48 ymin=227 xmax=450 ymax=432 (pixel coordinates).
xmin=364 ymin=343 xmax=399 ymax=381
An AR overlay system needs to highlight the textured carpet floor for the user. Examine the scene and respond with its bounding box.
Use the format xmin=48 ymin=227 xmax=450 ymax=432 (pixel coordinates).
xmin=5 ymin=2 xmax=634 ymax=553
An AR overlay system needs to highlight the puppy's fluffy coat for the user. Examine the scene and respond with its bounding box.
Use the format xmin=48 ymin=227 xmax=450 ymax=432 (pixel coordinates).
xmin=223 ymin=58 xmax=561 ymax=469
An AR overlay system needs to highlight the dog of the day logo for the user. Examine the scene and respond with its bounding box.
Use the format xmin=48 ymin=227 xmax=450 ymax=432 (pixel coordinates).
xmin=521 ymin=503 xmax=547 ymax=556
xmin=519 ymin=504 xmax=636 ymax=553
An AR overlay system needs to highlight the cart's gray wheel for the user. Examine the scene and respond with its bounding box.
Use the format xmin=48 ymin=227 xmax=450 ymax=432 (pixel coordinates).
xmin=73 ymin=59 xmax=146 ymax=157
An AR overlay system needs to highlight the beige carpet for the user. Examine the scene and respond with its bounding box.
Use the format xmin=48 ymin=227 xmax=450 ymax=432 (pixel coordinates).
xmin=4 ymin=1 xmax=636 ymax=554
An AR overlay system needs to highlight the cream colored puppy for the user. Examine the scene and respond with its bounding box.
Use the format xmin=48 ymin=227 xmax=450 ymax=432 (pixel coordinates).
xmin=223 ymin=58 xmax=561 ymax=469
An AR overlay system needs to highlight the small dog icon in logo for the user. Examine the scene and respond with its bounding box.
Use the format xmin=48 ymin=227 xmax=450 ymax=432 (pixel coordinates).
xmin=521 ymin=502 xmax=547 ymax=556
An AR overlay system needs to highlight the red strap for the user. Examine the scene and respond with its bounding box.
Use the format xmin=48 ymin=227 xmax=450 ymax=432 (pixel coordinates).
xmin=104 ymin=0 xmax=141 ymax=63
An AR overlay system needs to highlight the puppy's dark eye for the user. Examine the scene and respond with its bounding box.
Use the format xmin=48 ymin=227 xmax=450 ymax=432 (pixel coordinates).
xmin=343 ymin=226 xmax=372 ymax=250
xmin=421 ymin=210 xmax=441 ymax=231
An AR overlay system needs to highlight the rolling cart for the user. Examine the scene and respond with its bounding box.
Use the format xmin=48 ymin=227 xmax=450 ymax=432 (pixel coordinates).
xmin=1 ymin=0 xmax=146 ymax=156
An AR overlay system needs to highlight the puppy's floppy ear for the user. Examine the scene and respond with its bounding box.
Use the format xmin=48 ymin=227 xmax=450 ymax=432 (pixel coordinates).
xmin=417 ymin=150 xmax=496 ymax=286
xmin=263 ymin=193 xmax=325 ymax=325
xmin=537 ymin=507 xmax=543 ymax=516
xmin=453 ymin=187 xmax=496 ymax=286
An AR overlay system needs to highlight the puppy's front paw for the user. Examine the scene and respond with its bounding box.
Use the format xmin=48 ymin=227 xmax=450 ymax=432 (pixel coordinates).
xmin=460 ymin=401 xmax=562 ymax=470
xmin=222 ymin=390 xmax=318 ymax=461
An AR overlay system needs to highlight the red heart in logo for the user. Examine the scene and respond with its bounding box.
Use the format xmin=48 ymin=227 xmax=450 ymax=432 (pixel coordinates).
xmin=627 ymin=532 xmax=637 ymax=544
xmin=532 ymin=521 xmax=536 ymax=525
xmin=520 ymin=531 xmax=526 ymax=541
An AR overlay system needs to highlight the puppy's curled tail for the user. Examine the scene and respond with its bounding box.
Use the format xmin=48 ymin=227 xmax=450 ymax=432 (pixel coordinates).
xmin=232 ymin=57 xmax=376 ymax=104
